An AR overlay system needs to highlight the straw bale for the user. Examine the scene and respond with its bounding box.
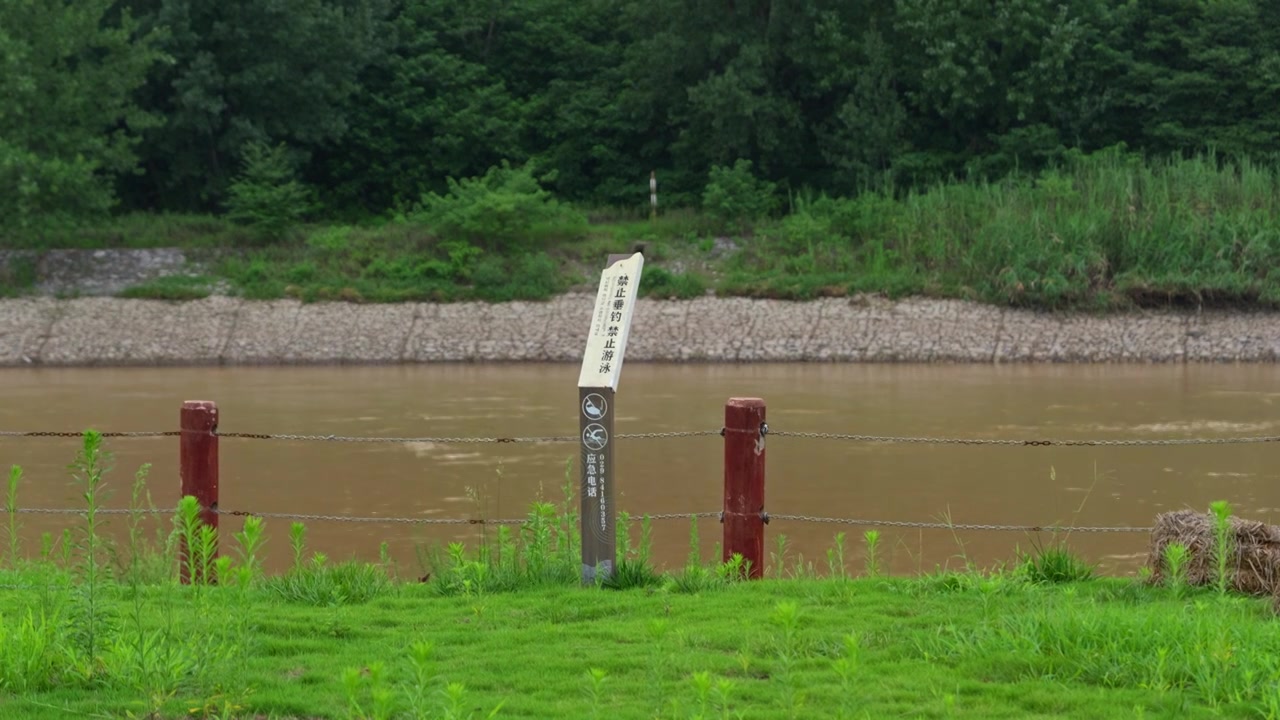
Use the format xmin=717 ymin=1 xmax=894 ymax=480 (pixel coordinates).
xmin=1146 ymin=509 xmax=1280 ymax=602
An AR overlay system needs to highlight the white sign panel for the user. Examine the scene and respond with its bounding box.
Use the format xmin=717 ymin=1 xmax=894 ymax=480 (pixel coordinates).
xmin=577 ymin=253 xmax=644 ymax=391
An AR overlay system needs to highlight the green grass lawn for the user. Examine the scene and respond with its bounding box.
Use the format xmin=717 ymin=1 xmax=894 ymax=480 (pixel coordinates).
xmin=4 ymin=568 xmax=1280 ymax=720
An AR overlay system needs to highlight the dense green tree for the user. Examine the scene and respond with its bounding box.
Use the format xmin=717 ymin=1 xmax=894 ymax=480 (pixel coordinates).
xmin=891 ymin=0 xmax=1118 ymax=180
xmin=314 ymin=0 xmax=526 ymax=214
xmin=120 ymin=0 xmax=391 ymax=211
xmin=316 ymin=0 xmax=642 ymax=213
xmin=0 ymin=0 xmax=161 ymax=226
xmin=1103 ymin=0 xmax=1280 ymax=157
xmin=816 ymin=27 xmax=907 ymax=191
xmin=501 ymin=0 xmax=641 ymax=205
xmin=71 ymin=0 xmax=1280 ymax=219
xmin=618 ymin=0 xmax=812 ymax=201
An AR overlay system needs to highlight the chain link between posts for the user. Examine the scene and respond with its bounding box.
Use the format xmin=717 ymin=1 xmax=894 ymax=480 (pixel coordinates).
xmin=767 ymin=513 xmax=1152 ymax=533
xmin=213 ymin=429 xmax=724 ymax=443
xmin=0 ymin=431 xmax=181 ymax=439
xmin=12 ymin=507 xmax=722 ymax=525
xmin=2 ymin=427 xmax=1277 ymax=447
xmin=768 ymin=430 xmax=1280 ymax=447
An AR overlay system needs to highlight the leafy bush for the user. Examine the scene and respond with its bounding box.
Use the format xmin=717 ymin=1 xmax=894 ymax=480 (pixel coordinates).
xmin=767 ymin=211 xmax=843 ymax=275
xmin=416 ymin=162 xmax=587 ymax=250
xmin=702 ymin=159 xmax=779 ymax=233
xmin=800 ymin=193 xmax=905 ymax=246
xmin=217 ymin=255 xmax=273 ymax=298
xmin=435 ymin=240 xmax=484 ymax=281
xmin=473 ymin=252 xmax=565 ymax=301
xmin=639 ymin=266 xmax=706 ymax=298
xmin=305 ymin=225 xmax=352 ymax=252
xmin=224 ymin=142 xmax=315 ymax=241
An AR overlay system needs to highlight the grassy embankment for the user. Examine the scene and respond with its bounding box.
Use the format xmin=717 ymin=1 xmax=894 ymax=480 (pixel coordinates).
xmin=3 ymin=152 xmax=1280 ymax=310
xmin=5 ymin=432 xmax=1280 ymax=719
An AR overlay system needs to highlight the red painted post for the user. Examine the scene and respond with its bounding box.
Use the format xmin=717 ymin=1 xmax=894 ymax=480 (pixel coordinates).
xmin=723 ymin=398 xmax=766 ymax=579
xmin=180 ymin=400 xmax=219 ymax=584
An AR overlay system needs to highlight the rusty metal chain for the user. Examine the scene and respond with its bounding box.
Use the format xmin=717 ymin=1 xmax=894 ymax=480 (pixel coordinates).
xmin=15 ymin=508 xmax=153 ymax=516
xmin=215 ymin=432 xmax=576 ymax=444
xmin=639 ymin=512 xmax=721 ymax=521
xmin=216 ymin=510 xmax=528 ymax=525
xmin=618 ymin=430 xmax=724 ymax=440
xmin=13 ymin=507 xmax=720 ymax=524
xmin=0 ymin=430 xmax=180 ymax=439
xmin=213 ymin=430 xmax=722 ymax=443
xmin=769 ymin=431 xmax=1280 ymax=447
xmin=11 ymin=507 xmax=522 ymax=523
xmin=214 ymin=509 xmax=720 ymax=524
xmin=767 ymin=513 xmax=1152 ymax=533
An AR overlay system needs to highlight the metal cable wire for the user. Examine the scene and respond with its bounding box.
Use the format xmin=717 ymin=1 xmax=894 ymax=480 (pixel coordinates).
xmin=642 ymin=512 xmax=721 ymax=521
xmin=0 ymin=431 xmax=180 ymax=438
xmin=217 ymin=432 xmax=576 ymax=444
xmin=228 ymin=512 xmax=526 ymax=525
xmin=12 ymin=507 xmax=720 ymax=525
xmin=1 ymin=427 xmax=1274 ymax=446
xmin=768 ymin=431 xmax=1280 ymax=447
xmin=14 ymin=508 xmax=149 ymax=516
xmin=214 ymin=430 xmax=723 ymax=443
xmin=220 ymin=509 xmax=722 ymax=524
xmin=767 ymin=513 xmax=1152 ymax=533
xmin=0 ymin=429 xmax=723 ymax=443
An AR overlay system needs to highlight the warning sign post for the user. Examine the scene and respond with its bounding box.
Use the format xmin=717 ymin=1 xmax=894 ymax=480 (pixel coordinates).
xmin=577 ymin=252 xmax=643 ymax=584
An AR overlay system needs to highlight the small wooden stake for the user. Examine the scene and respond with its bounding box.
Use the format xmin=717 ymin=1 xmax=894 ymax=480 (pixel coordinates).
xmin=723 ymin=397 xmax=766 ymax=579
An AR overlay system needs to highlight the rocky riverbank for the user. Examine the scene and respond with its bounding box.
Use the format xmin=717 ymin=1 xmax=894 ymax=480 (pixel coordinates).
xmin=0 ymin=294 xmax=1276 ymax=366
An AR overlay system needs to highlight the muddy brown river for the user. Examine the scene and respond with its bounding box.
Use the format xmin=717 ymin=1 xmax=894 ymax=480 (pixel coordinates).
xmin=2 ymin=364 xmax=1277 ymax=579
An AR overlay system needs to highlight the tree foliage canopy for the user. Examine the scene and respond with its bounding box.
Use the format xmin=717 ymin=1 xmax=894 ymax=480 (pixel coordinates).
xmin=9 ymin=0 xmax=1280 ymax=221
xmin=0 ymin=0 xmax=161 ymax=225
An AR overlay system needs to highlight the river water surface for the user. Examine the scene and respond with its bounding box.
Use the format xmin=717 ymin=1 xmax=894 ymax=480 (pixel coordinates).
xmin=2 ymin=364 xmax=1278 ymax=578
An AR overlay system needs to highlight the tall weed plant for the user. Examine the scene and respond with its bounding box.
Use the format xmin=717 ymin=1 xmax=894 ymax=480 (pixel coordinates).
xmin=1209 ymin=501 xmax=1235 ymax=594
xmin=6 ymin=465 xmax=21 ymax=567
xmin=68 ymin=430 xmax=113 ymax=673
